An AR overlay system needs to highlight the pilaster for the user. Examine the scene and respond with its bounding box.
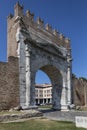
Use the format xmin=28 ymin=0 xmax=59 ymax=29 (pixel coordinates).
xmin=67 ymin=49 xmax=72 ymax=106
xmin=16 ymin=27 xmax=26 ymax=108
xmin=61 ymin=74 xmax=68 ymax=110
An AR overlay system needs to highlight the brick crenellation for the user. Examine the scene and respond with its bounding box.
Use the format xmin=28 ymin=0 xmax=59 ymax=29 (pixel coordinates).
xmin=8 ymin=2 xmax=70 ymax=52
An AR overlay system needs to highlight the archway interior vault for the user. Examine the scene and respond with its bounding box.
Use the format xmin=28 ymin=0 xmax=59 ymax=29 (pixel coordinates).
xmin=35 ymin=70 xmax=51 ymax=84
xmin=35 ymin=65 xmax=63 ymax=110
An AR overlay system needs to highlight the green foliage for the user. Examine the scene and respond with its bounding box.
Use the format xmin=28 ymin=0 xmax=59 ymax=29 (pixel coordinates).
xmin=0 ymin=119 xmax=86 ymax=130
xmin=72 ymin=73 xmax=76 ymax=78
xmin=79 ymin=77 xmax=87 ymax=81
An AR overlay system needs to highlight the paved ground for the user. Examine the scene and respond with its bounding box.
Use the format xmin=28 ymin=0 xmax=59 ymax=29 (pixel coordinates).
xmin=1 ymin=108 xmax=87 ymax=123
xmin=40 ymin=109 xmax=87 ymax=122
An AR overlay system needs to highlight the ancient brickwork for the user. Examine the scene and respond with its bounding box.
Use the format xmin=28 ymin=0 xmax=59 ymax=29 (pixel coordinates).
xmin=0 ymin=57 xmax=19 ymax=110
xmin=7 ymin=2 xmax=71 ymax=58
xmin=72 ymin=76 xmax=87 ymax=106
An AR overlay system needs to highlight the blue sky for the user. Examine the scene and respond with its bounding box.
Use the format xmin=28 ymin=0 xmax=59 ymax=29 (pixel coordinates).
xmin=0 ymin=0 xmax=87 ymax=83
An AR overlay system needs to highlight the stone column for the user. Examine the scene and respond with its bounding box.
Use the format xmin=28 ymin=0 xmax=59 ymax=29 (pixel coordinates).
xmin=67 ymin=66 xmax=71 ymax=105
xmin=25 ymin=43 xmax=31 ymax=108
xmin=61 ymin=73 xmax=68 ymax=110
xmin=46 ymin=98 xmax=48 ymax=104
xmin=38 ymin=99 xmax=40 ymax=104
xmin=25 ymin=43 xmax=37 ymax=109
xmin=43 ymin=99 xmax=45 ymax=104
xmin=67 ymin=51 xmax=72 ymax=106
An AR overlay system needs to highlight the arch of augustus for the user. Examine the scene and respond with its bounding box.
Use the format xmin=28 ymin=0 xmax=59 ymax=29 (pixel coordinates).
xmin=7 ymin=2 xmax=72 ymax=110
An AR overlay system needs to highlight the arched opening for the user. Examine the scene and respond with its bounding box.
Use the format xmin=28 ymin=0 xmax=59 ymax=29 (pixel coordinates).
xmin=35 ymin=70 xmax=52 ymax=105
xmin=35 ymin=65 xmax=63 ymax=110
xmin=35 ymin=70 xmax=51 ymax=84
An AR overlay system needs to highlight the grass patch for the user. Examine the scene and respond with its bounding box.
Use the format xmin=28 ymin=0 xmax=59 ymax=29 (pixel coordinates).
xmin=39 ymin=105 xmax=52 ymax=109
xmin=0 ymin=118 xmax=86 ymax=130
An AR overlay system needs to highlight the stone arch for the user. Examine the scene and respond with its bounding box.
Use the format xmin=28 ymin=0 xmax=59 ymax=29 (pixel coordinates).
xmin=38 ymin=65 xmax=63 ymax=110
xmin=6 ymin=2 xmax=72 ymax=111
xmin=16 ymin=26 xmax=72 ymax=111
xmin=30 ymin=62 xmax=68 ymax=110
xmin=35 ymin=70 xmax=51 ymax=84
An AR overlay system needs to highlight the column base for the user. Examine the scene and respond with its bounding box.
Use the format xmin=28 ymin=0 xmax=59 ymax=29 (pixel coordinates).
xmin=61 ymin=105 xmax=69 ymax=111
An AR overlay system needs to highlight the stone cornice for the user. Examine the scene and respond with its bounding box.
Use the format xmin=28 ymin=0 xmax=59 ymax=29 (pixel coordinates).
xmin=24 ymin=38 xmax=67 ymax=60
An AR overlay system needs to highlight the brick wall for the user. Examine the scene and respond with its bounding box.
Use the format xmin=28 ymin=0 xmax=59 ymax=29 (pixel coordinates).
xmin=0 ymin=56 xmax=19 ymax=110
xmin=72 ymin=76 xmax=87 ymax=106
xmin=0 ymin=56 xmax=87 ymax=110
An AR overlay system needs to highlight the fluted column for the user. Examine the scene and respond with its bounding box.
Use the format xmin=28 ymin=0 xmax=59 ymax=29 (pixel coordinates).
xmin=25 ymin=43 xmax=31 ymax=107
xmin=67 ymin=50 xmax=72 ymax=106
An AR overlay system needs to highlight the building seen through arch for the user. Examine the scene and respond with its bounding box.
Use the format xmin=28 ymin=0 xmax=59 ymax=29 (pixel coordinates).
xmin=35 ymin=70 xmax=52 ymax=105
xmin=35 ymin=84 xmax=52 ymax=105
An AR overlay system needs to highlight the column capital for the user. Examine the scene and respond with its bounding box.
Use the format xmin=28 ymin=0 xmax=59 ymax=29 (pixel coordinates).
xmin=16 ymin=27 xmax=25 ymax=43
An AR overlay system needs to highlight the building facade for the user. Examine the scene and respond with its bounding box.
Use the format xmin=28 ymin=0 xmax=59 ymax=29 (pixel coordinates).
xmin=35 ymin=84 xmax=52 ymax=105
